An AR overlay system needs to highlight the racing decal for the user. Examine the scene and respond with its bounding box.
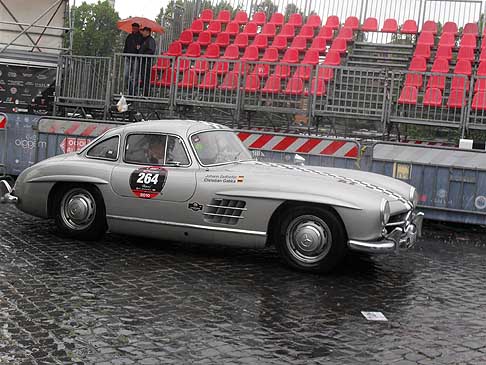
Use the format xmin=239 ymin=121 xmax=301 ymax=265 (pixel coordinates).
xmin=129 ymin=166 xmax=167 ymax=199
xmin=188 ymin=202 xmax=203 ymax=211
xmin=203 ymin=174 xmax=245 ymax=183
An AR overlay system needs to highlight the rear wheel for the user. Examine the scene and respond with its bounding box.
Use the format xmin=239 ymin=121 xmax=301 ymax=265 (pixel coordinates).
xmin=275 ymin=206 xmax=347 ymax=273
xmin=53 ymin=184 xmax=106 ymax=240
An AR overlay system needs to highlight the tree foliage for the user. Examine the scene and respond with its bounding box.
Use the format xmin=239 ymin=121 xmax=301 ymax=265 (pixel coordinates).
xmin=71 ymin=0 xmax=122 ymax=56
xmin=253 ymin=0 xmax=278 ymax=16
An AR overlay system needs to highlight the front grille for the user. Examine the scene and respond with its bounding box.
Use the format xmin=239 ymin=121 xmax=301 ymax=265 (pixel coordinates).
xmin=204 ymin=198 xmax=246 ymax=225
xmin=385 ymin=211 xmax=411 ymax=234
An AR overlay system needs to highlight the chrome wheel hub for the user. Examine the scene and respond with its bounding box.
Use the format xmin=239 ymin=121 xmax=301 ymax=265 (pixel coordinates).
xmin=60 ymin=189 xmax=96 ymax=230
xmin=285 ymin=215 xmax=332 ymax=264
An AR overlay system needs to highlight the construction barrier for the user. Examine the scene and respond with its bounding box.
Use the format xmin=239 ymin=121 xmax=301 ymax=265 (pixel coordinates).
xmin=236 ymin=130 xmax=361 ymax=169
xmin=0 ymin=113 xmax=7 ymax=177
xmin=34 ymin=117 xmax=127 ymax=162
xmin=371 ymin=142 xmax=486 ymax=225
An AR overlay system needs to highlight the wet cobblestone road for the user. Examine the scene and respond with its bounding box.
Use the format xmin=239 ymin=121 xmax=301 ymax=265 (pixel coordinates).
xmin=1 ymin=205 xmax=486 ymax=364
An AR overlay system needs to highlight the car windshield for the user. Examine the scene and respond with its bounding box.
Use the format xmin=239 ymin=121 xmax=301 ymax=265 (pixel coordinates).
xmin=191 ymin=130 xmax=253 ymax=166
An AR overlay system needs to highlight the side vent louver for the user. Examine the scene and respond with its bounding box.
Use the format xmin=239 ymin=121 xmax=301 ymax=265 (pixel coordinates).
xmin=204 ymin=198 xmax=246 ymax=225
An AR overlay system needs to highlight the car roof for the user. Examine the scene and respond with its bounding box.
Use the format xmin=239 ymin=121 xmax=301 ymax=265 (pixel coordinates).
xmin=116 ymin=119 xmax=230 ymax=136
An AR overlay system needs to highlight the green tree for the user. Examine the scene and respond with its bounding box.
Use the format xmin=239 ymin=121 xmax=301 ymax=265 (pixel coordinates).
xmin=284 ymin=3 xmax=302 ymax=22
xmin=71 ymin=0 xmax=122 ymax=56
xmin=253 ymin=0 xmax=278 ymax=17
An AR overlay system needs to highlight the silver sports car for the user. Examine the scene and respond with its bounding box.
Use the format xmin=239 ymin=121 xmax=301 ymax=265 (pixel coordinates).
xmin=1 ymin=120 xmax=423 ymax=273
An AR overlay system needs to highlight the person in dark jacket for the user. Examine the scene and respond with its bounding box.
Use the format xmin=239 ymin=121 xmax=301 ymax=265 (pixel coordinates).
xmin=139 ymin=26 xmax=156 ymax=96
xmin=123 ymin=23 xmax=143 ymax=94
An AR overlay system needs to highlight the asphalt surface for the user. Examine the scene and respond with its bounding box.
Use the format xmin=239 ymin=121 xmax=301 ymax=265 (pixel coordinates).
xmin=1 ymin=204 xmax=486 ymax=364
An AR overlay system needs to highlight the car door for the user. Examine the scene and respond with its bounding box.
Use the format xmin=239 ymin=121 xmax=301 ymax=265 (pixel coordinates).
xmin=109 ymin=132 xmax=198 ymax=221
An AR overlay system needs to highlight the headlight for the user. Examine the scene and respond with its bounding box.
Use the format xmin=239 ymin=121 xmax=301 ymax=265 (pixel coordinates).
xmin=380 ymin=199 xmax=391 ymax=226
xmin=409 ymin=187 xmax=418 ymax=208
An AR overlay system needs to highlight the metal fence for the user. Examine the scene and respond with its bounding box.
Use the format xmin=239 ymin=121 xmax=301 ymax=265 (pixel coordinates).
xmin=0 ymin=113 xmax=7 ymax=177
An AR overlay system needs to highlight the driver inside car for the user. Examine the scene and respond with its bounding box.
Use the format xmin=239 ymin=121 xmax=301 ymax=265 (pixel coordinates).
xmin=146 ymin=138 xmax=166 ymax=164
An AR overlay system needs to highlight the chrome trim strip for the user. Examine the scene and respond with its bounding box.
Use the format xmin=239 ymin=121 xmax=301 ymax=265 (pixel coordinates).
xmin=386 ymin=221 xmax=405 ymax=227
xmin=106 ymin=215 xmax=266 ymax=236
xmin=203 ymin=212 xmax=244 ymax=219
xmin=206 ymin=204 xmax=248 ymax=211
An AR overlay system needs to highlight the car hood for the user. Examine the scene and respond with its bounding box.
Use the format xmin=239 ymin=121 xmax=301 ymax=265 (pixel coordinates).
xmin=209 ymin=161 xmax=412 ymax=213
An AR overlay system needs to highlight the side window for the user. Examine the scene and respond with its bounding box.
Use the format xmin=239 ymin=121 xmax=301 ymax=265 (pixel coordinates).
xmin=86 ymin=136 xmax=119 ymax=160
xmin=166 ymin=136 xmax=190 ymax=166
xmin=125 ymin=134 xmax=167 ymax=165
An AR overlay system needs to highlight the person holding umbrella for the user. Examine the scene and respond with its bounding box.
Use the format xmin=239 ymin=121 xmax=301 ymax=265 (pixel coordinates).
xmin=123 ymin=22 xmax=143 ymax=94
xmin=139 ymin=26 xmax=156 ymax=96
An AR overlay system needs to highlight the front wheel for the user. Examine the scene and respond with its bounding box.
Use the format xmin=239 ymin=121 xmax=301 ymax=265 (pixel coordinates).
xmin=53 ymin=184 xmax=107 ymax=240
xmin=275 ymin=206 xmax=347 ymax=273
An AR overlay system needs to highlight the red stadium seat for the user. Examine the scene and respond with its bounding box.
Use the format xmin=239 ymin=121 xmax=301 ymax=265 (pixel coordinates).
xmin=153 ymin=56 xmax=171 ymax=71
xmin=454 ymin=59 xmax=472 ymax=76
xmin=457 ymin=47 xmax=475 ymax=62
xmin=401 ymin=19 xmax=417 ymax=34
xmin=318 ymin=26 xmax=334 ymax=41
xmin=344 ymin=16 xmax=359 ymax=30
xmin=274 ymin=65 xmax=291 ymax=79
xmin=337 ymin=27 xmax=353 ymax=42
xmin=194 ymin=59 xmax=209 ymax=74
xmin=198 ymin=71 xmax=218 ymax=90
xmin=155 ymin=68 xmax=175 ymax=87
xmin=190 ymin=19 xmax=204 ymax=34
xmin=208 ymin=21 xmax=222 ymax=35
xmin=451 ymin=76 xmax=469 ymax=91
xmin=279 ymin=23 xmax=295 ymax=38
xmin=306 ymin=14 xmax=321 ymax=28
xmin=398 ymin=86 xmax=418 ymax=104
xmin=442 ymin=21 xmax=458 ymax=35
xmin=234 ymin=33 xmax=249 ymax=48
xmin=293 ymin=65 xmax=312 ymax=80
xmin=290 ymin=36 xmax=307 ymax=52
xmin=362 ymin=17 xmax=378 ymax=32
xmin=245 ymin=74 xmax=260 ymax=92
xmin=404 ymin=73 xmax=423 ymax=88
xmin=302 ymin=49 xmax=319 ymax=65
xmin=409 ymin=56 xmax=427 ymax=72
xmin=196 ymin=31 xmax=211 ymax=46
xmin=242 ymin=22 xmax=258 ymax=38
xmin=212 ymin=60 xmax=230 ymax=75
xmin=477 ymin=62 xmax=486 ymax=76
xmin=310 ymin=36 xmax=328 ymax=54
xmin=325 ymin=16 xmax=340 ymax=30
xmin=262 ymin=75 xmax=282 ymax=93
xmin=262 ymin=23 xmax=277 ymax=38
xmin=185 ymin=42 xmax=201 ymax=57
xmin=221 ymin=44 xmax=239 ymax=60
xmin=252 ymin=34 xmax=268 ymax=49
xmin=316 ymin=66 xmax=333 ymax=81
xmin=447 ymin=88 xmax=466 ymax=108
xmin=288 ymin=13 xmax=303 ymax=27
xmin=330 ymin=38 xmax=347 ymax=54
xmin=254 ymin=64 xmax=271 ymax=78
xmin=217 ymin=10 xmax=231 ymax=24
xmin=422 ymin=20 xmax=437 ymax=34
xmin=480 ymin=49 xmax=486 ymax=62
xmin=306 ymin=77 xmax=327 ymax=96
xmin=268 ymin=13 xmax=285 ymax=27
xmin=299 ymin=25 xmax=315 ymax=39
xmin=219 ymin=71 xmax=239 ymax=91
xmin=382 ymin=18 xmax=398 ymax=33
xmin=423 ymin=87 xmax=442 ymax=107
xmin=431 ymin=57 xmax=449 ymax=73
xmin=179 ymin=30 xmax=193 ymax=45
xmin=282 ymin=48 xmax=299 ymax=63
xmin=435 ymin=46 xmax=452 ymax=60
xmin=223 ymin=21 xmax=240 ymax=36
xmin=272 ymin=35 xmax=288 ymax=51
xmin=438 ymin=33 xmax=455 ymax=48
xmin=261 ymin=47 xmax=279 ymax=62
xmin=215 ymin=32 xmax=230 ymax=47
xmin=427 ymin=75 xmax=446 ymax=90
xmin=472 ymin=92 xmax=486 ymax=110
xmin=475 ymin=79 xmax=486 ymax=92
xmin=413 ymin=44 xmax=431 ymax=59
xmin=417 ymin=32 xmax=435 ymax=47
xmin=234 ymin=11 xmax=248 ymax=25
xmin=200 ymin=9 xmax=213 ymax=23
xmin=241 ymin=45 xmax=259 ymax=61
xmin=461 ymin=34 xmax=477 ymax=49
xmin=482 ymin=37 xmax=486 ymax=50
xmin=165 ymin=41 xmax=182 ymax=57
xmin=251 ymin=12 xmax=266 ymax=25
xmin=283 ymin=77 xmax=304 ymax=95
xmin=324 ymin=50 xmax=341 ymax=65
xmin=178 ymin=69 xmax=197 ymax=88
xmin=463 ymin=23 xmax=479 ymax=36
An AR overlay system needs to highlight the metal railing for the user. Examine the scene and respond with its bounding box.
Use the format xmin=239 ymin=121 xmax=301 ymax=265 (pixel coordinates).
xmin=467 ymin=75 xmax=486 ymax=130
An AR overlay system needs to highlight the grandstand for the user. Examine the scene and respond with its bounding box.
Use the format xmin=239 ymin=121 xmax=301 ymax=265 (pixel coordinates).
xmin=54 ymin=0 xmax=486 ymax=141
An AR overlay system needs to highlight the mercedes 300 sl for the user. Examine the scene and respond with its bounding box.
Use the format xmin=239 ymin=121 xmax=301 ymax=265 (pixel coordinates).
xmin=1 ymin=120 xmax=423 ymax=273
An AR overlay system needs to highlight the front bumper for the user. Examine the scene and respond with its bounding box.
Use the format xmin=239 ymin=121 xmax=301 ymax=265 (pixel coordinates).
xmin=0 ymin=180 xmax=18 ymax=204
xmin=348 ymin=211 xmax=424 ymax=254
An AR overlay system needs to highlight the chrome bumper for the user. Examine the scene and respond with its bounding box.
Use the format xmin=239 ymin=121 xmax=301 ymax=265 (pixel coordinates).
xmin=0 ymin=180 xmax=18 ymax=204
xmin=348 ymin=211 xmax=424 ymax=254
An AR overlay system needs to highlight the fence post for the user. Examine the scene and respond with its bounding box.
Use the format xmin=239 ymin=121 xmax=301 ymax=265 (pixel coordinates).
xmin=53 ymin=54 xmax=63 ymax=117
